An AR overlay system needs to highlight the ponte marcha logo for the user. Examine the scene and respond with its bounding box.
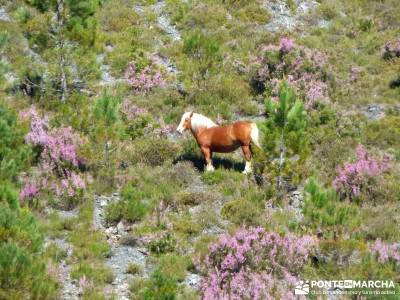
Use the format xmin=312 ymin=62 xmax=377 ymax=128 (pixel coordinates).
xmin=294 ymin=279 xmax=395 ymax=296
xmin=295 ymin=280 xmax=310 ymax=295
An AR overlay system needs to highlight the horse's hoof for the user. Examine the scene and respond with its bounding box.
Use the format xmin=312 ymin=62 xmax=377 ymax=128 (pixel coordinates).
xmin=206 ymin=165 xmax=215 ymax=172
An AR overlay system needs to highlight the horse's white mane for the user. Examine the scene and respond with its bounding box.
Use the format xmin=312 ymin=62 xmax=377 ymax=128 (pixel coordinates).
xmin=184 ymin=112 xmax=216 ymax=132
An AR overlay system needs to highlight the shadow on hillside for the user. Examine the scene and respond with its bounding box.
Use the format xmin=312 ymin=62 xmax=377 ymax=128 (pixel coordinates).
xmin=174 ymin=153 xmax=245 ymax=172
xmin=389 ymin=77 xmax=400 ymax=89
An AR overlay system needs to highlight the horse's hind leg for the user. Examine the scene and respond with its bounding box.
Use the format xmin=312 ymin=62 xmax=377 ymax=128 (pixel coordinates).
xmin=201 ymin=146 xmax=214 ymax=172
xmin=241 ymin=145 xmax=252 ymax=174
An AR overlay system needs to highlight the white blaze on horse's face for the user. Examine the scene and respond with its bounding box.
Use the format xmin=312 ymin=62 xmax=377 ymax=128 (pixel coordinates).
xmin=176 ymin=112 xmax=192 ymax=134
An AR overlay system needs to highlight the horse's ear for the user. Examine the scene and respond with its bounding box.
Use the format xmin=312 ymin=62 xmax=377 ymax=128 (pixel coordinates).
xmin=189 ymin=112 xmax=194 ymax=118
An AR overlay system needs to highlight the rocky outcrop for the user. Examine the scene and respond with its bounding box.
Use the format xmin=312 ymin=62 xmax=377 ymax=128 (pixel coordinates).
xmin=94 ymin=194 xmax=149 ymax=300
xmin=263 ymin=0 xmax=327 ymax=32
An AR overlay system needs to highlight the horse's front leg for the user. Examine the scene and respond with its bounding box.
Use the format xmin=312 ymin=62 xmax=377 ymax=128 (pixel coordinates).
xmin=241 ymin=145 xmax=252 ymax=174
xmin=201 ymin=146 xmax=214 ymax=172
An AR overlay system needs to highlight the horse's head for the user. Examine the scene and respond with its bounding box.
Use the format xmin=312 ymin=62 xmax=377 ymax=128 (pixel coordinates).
xmin=176 ymin=112 xmax=194 ymax=134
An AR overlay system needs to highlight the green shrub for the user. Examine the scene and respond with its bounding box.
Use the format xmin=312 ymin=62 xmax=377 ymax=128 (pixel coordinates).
xmin=0 ymin=241 xmax=58 ymax=299
xmin=124 ymin=114 xmax=152 ymax=140
xmin=359 ymin=204 xmax=400 ymax=242
xmin=174 ymin=191 xmax=203 ymax=207
xmin=82 ymin=288 xmax=108 ymax=300
xmin=0 ymin=102 xmax=31 ymax=183
xmin=194 ymin=204 xmax=220 ymax=230
xmin=319 ymin=0 xmax=341 ymax=20
xmin=68 ymin=201 xmax=111 ymax=261
xmin=156 ymin=254 xmax=188 ymax=282
xmin=0 ymin=184 xmax=58 ymax=299
xmin=131 ymin=270 xmax=178 ymax=300
xmin=130 ymin=138 xmax=181 ymax=167
xmin=126 ymin=263 xmax=142 ymax=275
xmin=93 ymin=93 xmax=121 ymax=127
xmin=220 ymin=198 xmax=261 ymax=226
xmin=105 ymin=201 xmax=125 ymax=224
xmin=231 ymin=1 xmax=269 ymax=23
xmin=361 ymin=116 xmax=400 ymax=151
xmin=302 ymin=179 xmax=360 ymax=238
xmin=183 ymin=30 xmax=221 ymax=80
xmin=69 ymin=228 xmax=110 ymax=261
xmin=173 ymin=215 xmax=201 ymax=236
xmin=105 ymin=183 xmax=148 ymax=224
xmin=71 ymin=261 xmax=114 ymax=285
xmin=201 ymin=169 xmax=226 ymax=185
xmin=14 ymin=6 xmax=31 ymax=24
xmin=148 ymin=233 xmax=176 ymax=255
xmin=122 ymin=184 xmax=148 ymax=221
xmin=262 ymin=81 xmax=309 ymax=171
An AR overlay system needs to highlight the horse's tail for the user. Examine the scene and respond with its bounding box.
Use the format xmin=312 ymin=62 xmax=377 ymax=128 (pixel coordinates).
xmin=250 ymin=123 xmax=261 ymax=148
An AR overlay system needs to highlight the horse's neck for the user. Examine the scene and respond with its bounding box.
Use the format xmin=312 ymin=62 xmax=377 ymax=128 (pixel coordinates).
xmin=189 ymin=114 xmax=216 ymax=140
xmin=191 ymin=114 xmax=216 ymax=130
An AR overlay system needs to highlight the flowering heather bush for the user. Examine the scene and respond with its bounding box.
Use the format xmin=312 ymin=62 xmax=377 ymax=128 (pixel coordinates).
xmin=125 ymin=62 xmax=165 ymax=95
xmin=279 ymin=37 xmax=294 ymax=53
xmin=120 ymin=99 xmax=148 ymax=120
xmin=333 ymin=145 xmax=390 ymax=200
xmin=198 ymin=227 xmax=316 ymax=300
xmin=154 ymin=125 xmax=175 ymax=137
xmin=20 ymin=107 xmax=88 ymax=204
xmin=369 ymin=239 xmax=400 ymax=264
xmin=382 ymin=39 xmax=400 ymax=60
xmin=19 ymin=182 xmax=39 ymax=201
xmin=252 ymin=38 xmax=329 ymax=108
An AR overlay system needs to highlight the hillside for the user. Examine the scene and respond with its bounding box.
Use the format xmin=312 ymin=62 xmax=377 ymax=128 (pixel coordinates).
xmin=0 ymin=0 xmax=399 ymax=299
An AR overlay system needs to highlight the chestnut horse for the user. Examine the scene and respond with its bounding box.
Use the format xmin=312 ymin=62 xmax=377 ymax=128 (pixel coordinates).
xmin=176 ymin=112 xmax=261 ymax=173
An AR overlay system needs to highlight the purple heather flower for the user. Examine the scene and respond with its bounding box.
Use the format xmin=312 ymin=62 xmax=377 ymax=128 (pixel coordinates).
xmin=125 ymin=62 xmax=166 ymax=95
xmin=20 ymin=183 xmax=39 ymax=200
xmin=198 ymin=227 xmax=315 ymax=300
xmin=279 ymin=37 xmax=294 ymax=54
xmin=333 ymin=145 xmax=390 ymax=199
xmin=21 ymin=107 xmax=87 ymax=202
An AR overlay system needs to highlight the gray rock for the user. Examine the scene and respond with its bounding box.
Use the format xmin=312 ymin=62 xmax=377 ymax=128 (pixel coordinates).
xmin=106 ymin=245 xmax=149 ymax=299
xmin=263 ymin=0 xmax=325 ymax=32
xmin=363 ymin=104 xmax=385 ymax=120
xmin=184 ymin=273 xmax=202 ymax=287
xmin=105 ymin=227 xmax=117 ymax=237
xmin=94 ymin=193 xmax=153 ymax=299
xmin=0 ymin=7 xmax=11 ymax=21
xmin=152 ymin=1 xmax=181 ymax=41
xmin=117 ymin=221 xmax=125 ymax=235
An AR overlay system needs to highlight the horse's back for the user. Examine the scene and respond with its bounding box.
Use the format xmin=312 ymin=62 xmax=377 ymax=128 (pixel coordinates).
xmin=197 ymin=121 xmax=252 ymax=152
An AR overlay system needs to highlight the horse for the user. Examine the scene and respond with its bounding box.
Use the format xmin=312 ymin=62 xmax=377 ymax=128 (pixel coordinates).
xmin=176 ymin=112 xmax=261 ymax=174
